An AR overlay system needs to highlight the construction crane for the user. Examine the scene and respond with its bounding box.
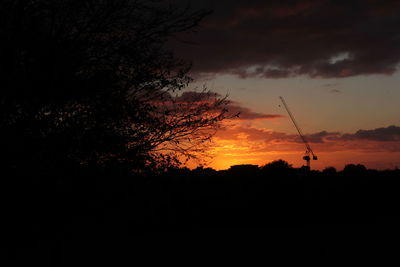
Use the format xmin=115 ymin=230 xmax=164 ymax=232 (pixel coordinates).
xmin=279 ymin=96 xmax=318 ymax=169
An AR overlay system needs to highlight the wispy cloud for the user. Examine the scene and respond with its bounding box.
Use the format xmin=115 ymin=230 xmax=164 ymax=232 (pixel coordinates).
xmin=173 ymin=91 xmax=283 ymax=120
xmin=225 ymin=101 xmax=284 ymax=120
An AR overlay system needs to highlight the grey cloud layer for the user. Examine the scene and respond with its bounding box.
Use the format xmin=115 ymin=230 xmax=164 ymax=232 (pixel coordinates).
xmin=175 ymin=91 xmax=283 ymax=120
xmin=219 ymin=125 xmax=400 ymax=144
xmin=335 ymin=125 xmax=400 ymax=142
xmin=172 ymin=0 xmax=400 ymax=78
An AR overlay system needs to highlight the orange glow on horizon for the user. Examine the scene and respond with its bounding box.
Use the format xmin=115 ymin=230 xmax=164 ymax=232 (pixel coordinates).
xmin=183 ymin=134 xmax=400 ymax=171
xmin=198 ymin=150 xmax=400 ymax=171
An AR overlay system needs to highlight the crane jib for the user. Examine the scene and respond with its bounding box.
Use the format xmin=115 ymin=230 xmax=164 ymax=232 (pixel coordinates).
xmin=279 ymin=96 xmax=318 ymax=167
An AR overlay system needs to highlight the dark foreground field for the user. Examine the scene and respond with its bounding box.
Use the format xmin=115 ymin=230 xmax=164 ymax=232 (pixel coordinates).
xmin=6 ymin=166 xmax=400 ymax=265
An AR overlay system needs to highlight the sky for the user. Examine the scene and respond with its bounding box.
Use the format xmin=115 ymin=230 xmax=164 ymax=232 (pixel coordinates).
xmin=171 ymin=0 xmax=400 ymax=170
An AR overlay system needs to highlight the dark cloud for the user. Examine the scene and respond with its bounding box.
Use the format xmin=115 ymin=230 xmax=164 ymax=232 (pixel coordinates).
xmin=217 ymin=126 xmax=340 ymax=143
xmin=226 ymin=101 xmax=284 ymax=120
xmin=174 ymin=91 xmax=283 ymax=120
xmin=338 ymin=125 xmax=400 ymax=142
xmin=218 ymin=125 xmax=400 ymax=144
xmin=291 ymin=126 xmax=400 ymax=143
xmin=304 ymin=131 xmax=341 ymax=143
xmin=329 ymin=89 xmax=341 ymax=94
xmin=172 ymin=0 xmax=400 ymax=78
xmin=174 ymin=91 xmax=221 ymax=102
xmin=322 ymin=83 xmax=339 ymax=87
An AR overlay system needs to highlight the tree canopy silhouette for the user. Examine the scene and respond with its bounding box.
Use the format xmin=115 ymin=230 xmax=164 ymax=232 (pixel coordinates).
xmin=0 ymin=0 xmax=230 ymax=172
xmin=343 ymin=164 xmax=367 ymax=174
xmin=261 ymin=159 xmax=293 ymax=171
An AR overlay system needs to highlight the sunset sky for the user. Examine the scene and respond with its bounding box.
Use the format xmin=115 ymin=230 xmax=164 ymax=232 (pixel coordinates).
xmin=172 ymin=0 xmax=400 ymax=170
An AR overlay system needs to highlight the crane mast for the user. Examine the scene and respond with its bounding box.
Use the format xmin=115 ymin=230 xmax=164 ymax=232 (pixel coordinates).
xmin=279 ymin=96 xmax=318 ymax=169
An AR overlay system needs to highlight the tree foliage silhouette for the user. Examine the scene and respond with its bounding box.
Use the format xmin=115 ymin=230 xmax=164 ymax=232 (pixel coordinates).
xmin=261 ymin=159 xmax=293 ymax=171
xmin=322 ymin=166 xmax=337 ymax=175
xmin=0 ymin=0 xmax=230 ymax=172
xmin=343 ymin=164 xmax=367 ymax=174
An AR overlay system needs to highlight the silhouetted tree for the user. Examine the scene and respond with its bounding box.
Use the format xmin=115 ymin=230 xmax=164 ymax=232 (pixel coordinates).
xmin=343 ymin=164 xmax=367 ymax=174
xmin=0 ymin=0 xmax=229 ymax=172
xmin=261 ymin=160 xmax=292 ymax=171
xmin=228 ymin=164 xmax=259 ymax=176
xmin=260 ymin=159 xmax=294 ymax=177
xmin=323 ymin=166 xmax=337 ymax=175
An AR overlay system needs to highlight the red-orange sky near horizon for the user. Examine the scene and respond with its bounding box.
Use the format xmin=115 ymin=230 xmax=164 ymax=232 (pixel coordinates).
xmin=206 ymin=147 xmax=400 ymax=171
xmin=185 ymin=118 xmax=400 ymax=171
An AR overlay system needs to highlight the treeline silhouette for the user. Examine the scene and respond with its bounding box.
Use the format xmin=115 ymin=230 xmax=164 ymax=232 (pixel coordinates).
xmin=6 ymin=159 xmax=400 ymax=264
